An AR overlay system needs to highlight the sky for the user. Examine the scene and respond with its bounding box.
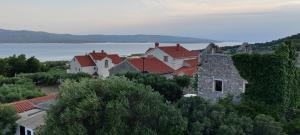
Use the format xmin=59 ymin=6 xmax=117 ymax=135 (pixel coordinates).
xmin=1 ymin=0 xmax=300 ymax=42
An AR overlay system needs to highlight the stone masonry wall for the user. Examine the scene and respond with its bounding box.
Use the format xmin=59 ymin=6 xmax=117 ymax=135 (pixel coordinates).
xmin=198 ymin=54 xmax=246 ymax=102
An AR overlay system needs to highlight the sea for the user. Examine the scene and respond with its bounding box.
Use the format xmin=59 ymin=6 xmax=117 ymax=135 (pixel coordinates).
xmin=0 ymin=42 xmax=242 ymax=61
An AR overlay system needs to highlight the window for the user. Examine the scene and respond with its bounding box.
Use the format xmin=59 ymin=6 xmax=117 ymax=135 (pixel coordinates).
xmin=105 ymin=60 xmax=109 ymax=68
xmin=214 ymin=80 xmax=223 ymax=92
xmin=164 ymin=56 xmax=168 ymax=62
xmin=27 ymin=130 xmax=32 ymax=135
xmin=20 ymin=126 xmax=25 ymax=135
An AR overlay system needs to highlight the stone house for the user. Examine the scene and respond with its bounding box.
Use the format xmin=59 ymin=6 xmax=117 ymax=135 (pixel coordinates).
xmin=198 ymin=43 xmax=250 ymax=102
xmin=68 ymin=50 xmax=121 ymax=77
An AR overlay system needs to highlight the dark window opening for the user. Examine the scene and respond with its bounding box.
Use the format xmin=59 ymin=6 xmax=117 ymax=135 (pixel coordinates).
xmin=105 ymin=60 xmax=109 ymax=68
xmin=20 ymin=126 xmax=25 ymax=135
xmin=215 ymin=80 xmax=222 ymax=92
xmin=27 ymin=130 xmax=32 ymax=135
xmin=164 ymin=56 xmax=168 ymax=62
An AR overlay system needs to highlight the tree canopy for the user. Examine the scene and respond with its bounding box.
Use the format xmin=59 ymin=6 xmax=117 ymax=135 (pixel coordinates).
xmin=40 ymin=77 xmax=187 ymax=135
xmin=0 ymin=105 xmax=19 ymax=135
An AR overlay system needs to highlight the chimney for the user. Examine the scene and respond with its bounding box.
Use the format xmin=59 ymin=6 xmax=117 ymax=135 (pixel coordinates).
xmin=155 ymin=42 xmax=159 ymax=48
xmin=101 ymin=50 xmax=104 ymax=53
xmin=92 ymin=50 xmax=95 ymax=53
xmin=176 ymin=43 xmax=180 ymax=50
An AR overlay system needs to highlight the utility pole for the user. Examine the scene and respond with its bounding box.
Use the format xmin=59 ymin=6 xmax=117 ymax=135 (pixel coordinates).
xmin=141 ymin=57 xmax=145 ymax=74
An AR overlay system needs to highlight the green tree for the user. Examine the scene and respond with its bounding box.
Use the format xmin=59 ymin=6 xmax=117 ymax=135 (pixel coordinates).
xmin=177 ymin=97 xmax=253 ymax=135
xmin=40 ymin=77 xmax=187 ymax=135
xmin=275 ymin=41 xmax=299 ymax=120
xmin=0 ymin=105 xmax=19 ymax=135
xmin=120 ymin=72 xmax=183 ymax=102
xmin=253 ymin=114 xmax=285 ymax=135
xmin=173 ymin=75 xmax=191 ymax=88
xmin=0 ymin=59 xmax=9 ymax=76
xmin=26 ymin=56 xmax=41 ymax=73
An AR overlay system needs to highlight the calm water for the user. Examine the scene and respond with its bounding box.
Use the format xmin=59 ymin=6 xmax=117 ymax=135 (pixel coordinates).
xmin=0 ymin=42 xmax=241 ymax=61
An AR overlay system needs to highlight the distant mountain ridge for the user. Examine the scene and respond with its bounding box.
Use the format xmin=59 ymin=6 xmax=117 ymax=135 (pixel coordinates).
xmin=221 ymin=33 xmax=300 ymax=53
xmin=0 ymin=29 xmax=219 ymax=43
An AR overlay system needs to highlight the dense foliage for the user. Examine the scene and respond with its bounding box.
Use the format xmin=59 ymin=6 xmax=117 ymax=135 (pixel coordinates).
xmin=0 ymin=105 xmax=19 ymax=135
xmin=177 ymin=97 xmax=285 ymax=135
xmin=18 ymin=69 xmax=92 ymax=86
xmin=232 ymin=42 xmax=300 ymax=134
xmin=232 ymin=42 xmax=299 ymax=119
xmin=0 ymin=54 xmax=44 ymax=77
xmin=118 ymin=72 xmax=188 ymax=102
xmin=0 ymin=79 xmax=45 ymax=103
xmin=40 ymin=77 xmax=187 ymax=135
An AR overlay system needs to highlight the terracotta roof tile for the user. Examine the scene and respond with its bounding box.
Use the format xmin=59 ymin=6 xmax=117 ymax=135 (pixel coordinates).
xmin=29 ymin=94 xmax=58 ymax=103
xmin=128 ymin=57 xmax=174 ymax=74
xmin=158 ymin=44 xmax=198 ymax=59
xmin=11 ymin=100 xmax=36 ymax=113
xmin=75 ymin=55 xmax=96 ymax=67
xmin=89 ymin=51 xmax=122 ymax=64
xmin=89 ymin=52 xmax=107 ymax=61
xmin=184 ymin=58 xmax=198 ymax=67
xmin=108 ymin=54 xmax=122 ymax=64
xmin=174 ymin=66 xmax=197 ymax=76
xmin=10 ymin=94 xmax=59 ymax=113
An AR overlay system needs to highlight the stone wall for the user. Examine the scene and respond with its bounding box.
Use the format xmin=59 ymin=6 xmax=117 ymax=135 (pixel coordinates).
xmin=198 ymin=53 xmax=246 ymax=102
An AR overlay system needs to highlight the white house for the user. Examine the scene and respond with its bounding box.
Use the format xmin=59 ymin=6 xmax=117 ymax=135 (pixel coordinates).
xmin=68 ymin=50 xmax=121 ymax=77
xmin=145 ymin=43 xmax=199 ymax=76
xmin=9 ymin=94 xmax=58 ymax=135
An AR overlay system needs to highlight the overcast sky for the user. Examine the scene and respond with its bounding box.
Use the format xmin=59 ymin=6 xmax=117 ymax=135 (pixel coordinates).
xmin=1 ymin=0 xmax=300 ymax=42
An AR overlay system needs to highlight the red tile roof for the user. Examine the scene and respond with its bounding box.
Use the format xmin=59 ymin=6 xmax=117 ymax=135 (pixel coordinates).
xmin=89 ymin=51 xmax=122 ymax=64
xmin=75 ymin=55 xmax=96 ymax=67
xmin=108 ymin=54 xmax=122 ymax=64
xmin=184 ymin=58 xmax=198 ymax=67
xmin=89 ymin=52 xmax=107 ymax=61
xmin=174 ymin=66 xmax=197 ymax=76
xmin=157 ymin=44 xmax=198 ymax=59
xmin=10 ymin=94 xmax=59 ymax=113
xmin=191 ymin=50 xmax=200 ymax=56
xmin=11 ymin=100 xmax=36 ymax=113
xmin=174 ymin=58 xmax=198 ymax=76
xmin=128 ymin=57 xmax=174 ymax=74
xmin=29 ymin=94 xmax=58 ymax=103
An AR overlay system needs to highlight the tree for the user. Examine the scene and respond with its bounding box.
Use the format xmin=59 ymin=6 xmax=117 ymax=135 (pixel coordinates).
xmin=120 ymin=72 xmax=183 ymax=102
xmin=274 ymin=41 xmax=299 ymax=120
xmin=173 ymin=75 xmax=191 ymax=88
xmin=0 ymin=105 xmax=19 ymax=135
xmin=177 ymin=97 xmax=253 ymax=135
xmin=0 ymin=59 xmax=9 ymax=76
xmin=40 ymin=77 xmax=187 ymax=135
xmin=253 ymin=114 xmax=285 ymax=135
xmin=26 ymin=56 xmax=41 ymax=73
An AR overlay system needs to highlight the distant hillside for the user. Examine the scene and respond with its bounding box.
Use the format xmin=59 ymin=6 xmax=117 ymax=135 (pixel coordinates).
xmin=251 ymin=33 xmax=300 ymax=52
xmin=221 ymin=33 xmax=300 ymax=53
xmin=0 ymin=29 xmax=218 ymax=43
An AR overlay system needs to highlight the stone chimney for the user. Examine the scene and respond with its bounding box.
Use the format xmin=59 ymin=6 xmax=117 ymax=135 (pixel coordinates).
xmin=237 ymin=42 xmax=252 ymax=54
xmin=203 ymin=43 xmax=222 ymax=54
xmin=155 ymin=42 xmax=159 ymax=48
xmin=92 ymin=50 xmax=95 ymax=53
xmin=101 ymin=50 xmax=105 ymax=53
xmin=176 ymin=43 xmax=180 ymax=51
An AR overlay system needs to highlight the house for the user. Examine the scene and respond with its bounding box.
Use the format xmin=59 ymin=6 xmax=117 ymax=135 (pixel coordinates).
xmin=197 ymin=43 xmax=249 ymax=102
xmin=9 ymin=94 xmax=58 ymax=135
xmin=68 ymin=50 xmax=121 ymax=77
xmin=109 ymin=56 xmax=174 ymax=78
xmin=145 ymin=42 xmax=199 ymax=76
